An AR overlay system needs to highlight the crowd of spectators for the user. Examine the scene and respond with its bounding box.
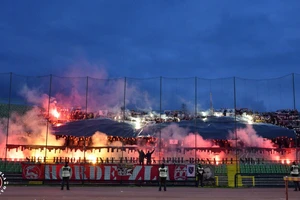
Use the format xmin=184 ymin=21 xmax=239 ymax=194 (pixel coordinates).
xmin=54 ymin=134 xmax=299 ymax=152
xmin=56 ymin=135 xmax=158 ymax=148
xmin=51 ymin=108 xmax=300 ymax=151
xmin=253 ymin=109 xmax=300 ymax=132
xmin=46 ymin=107 xmax=95 ymax=126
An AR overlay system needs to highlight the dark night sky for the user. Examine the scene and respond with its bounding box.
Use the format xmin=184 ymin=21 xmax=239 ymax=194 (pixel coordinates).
xmin=1 ymin=0 xmax=300 ymax=78
xmin=0 ymin=0 xmax=300 ymax=111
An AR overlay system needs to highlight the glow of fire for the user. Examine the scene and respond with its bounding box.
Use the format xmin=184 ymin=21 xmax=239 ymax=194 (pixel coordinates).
xmin=244 ymin=114 xmax=253 ymax=124
xmin=1 ymin=105 xmax=296 ymax=164
xmin=134 ymin=117 xmax=142 ymax=130
xmin=51 ymin=108 xmax=60 ymax=119
xmin=214 ymin=112 xmax=223 ymax=117
xmin=114 ymin=115 xmax=122 ymax=121
xmin=200 ymin=111 xmax=208 ymax=117
xmin=215 ymin=155 xmax=220 ymax=165
xmin=88 ymin=155 xmax=97 ymax=164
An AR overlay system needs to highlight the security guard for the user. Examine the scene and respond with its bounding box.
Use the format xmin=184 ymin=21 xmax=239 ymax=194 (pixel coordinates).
xmin=196 ymin=164 xmax=204 ymax=187
xmin=290 ymin=161 xmax=300 ymax=191
xmin=158 ymin=163 xmax=168 ymax=191
xmin=61 ymin=162 xmax=71 ymax=190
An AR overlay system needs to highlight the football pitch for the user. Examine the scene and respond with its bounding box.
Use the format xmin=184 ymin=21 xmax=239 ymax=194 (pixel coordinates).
xmin=0 ymin=186 xmax=298 ymax=200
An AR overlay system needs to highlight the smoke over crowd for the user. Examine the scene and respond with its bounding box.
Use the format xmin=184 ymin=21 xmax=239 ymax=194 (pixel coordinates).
xmin=228 ymin=125 xmax=275 ymax=148
xmin=0 ymin=66 xmax=296 ymax=163
xmin=157 ymin=123 xmax=213 ymax=148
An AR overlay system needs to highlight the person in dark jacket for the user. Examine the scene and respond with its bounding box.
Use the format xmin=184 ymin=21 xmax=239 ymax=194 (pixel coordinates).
xmin=145 ymin=149 xmax=155 ymax=165
xmin=137 ymin=149 xmax=145 ymax=165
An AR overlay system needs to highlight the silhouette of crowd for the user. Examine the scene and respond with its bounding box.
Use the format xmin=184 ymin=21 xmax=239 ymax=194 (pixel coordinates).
xmin=56 ymin=135 xmax=158 ymax=147
xmin=51 ymin=108 xmax=300 ymax=150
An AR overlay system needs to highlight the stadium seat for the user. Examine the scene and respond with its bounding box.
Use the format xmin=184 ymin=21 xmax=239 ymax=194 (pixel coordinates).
xmin=214 ymin=164 xmax=227 ymax=174
xmin=222 ymin=164 xmax=227 ymax=173
xmin=0 ymin=163 xmax=4 ymax=171
xmin=243 ymin=166 xmax=251 ymax=174
xmin=260 ymin=167 xmax=266 ymax=173
xmin=240 ymin=165 xmax=245 ymax=173
xmin=254 ymin=165 xmax=262 ymax=173
xmin=238 ymin=163 xmax=293 ymax=174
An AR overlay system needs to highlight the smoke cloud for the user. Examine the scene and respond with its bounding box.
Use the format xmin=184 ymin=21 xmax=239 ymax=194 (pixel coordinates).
xmin=156 ymin=123 xmax=214 ymax=148
xmin=20 ymin=63 xmax=156 ymax=116
xmin=0 ymin=107 xmax=65 ymax=159
xmin=0 ymin=61 xmax=291 ymax=162
xmin=227 ymin=124 xmax=275 ymax=148
xmin=91 ymin=131 xmax=108 ymax=147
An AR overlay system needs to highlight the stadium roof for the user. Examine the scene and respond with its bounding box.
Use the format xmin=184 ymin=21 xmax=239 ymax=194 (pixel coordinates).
xmin=51 ymin=117 xmax=296 ymax=139
xmin=52 ymin=118 xmax=137 ymax=138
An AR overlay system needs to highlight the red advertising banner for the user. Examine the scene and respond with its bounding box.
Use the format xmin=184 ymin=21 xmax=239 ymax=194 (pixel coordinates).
xmin=21 ymin=163 xmax=189 ymax=181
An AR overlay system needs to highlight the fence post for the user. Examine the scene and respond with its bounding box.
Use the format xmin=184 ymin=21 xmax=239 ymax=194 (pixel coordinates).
xmin=86 ymin=76 xmax=89 ymax=113
xmin=159 ymin=76 xmax=162 ymax=164
xmin=4 ymin=72 xmax=12 ymax=171
xmin=120 ymin=77 xmax=127 ymax=185
xmin=292 ymin=73 xmax=296 ymax=111
xmin=42 ymin=74 xmax=52 ymax=185
xmin=233 ymin=76 xmax=238 ymax=184
xmin=194 ymin=77 xmax=197 ymax=163
xmin=123 ymin=77 xmax=126 ymax=162
xmin=292 ymin=73 xmax=298 ymax=161
xmin=45 ymin=74 xmax=53 ymax=163
xmin=82 ymin=76 xmax=89 ymax=185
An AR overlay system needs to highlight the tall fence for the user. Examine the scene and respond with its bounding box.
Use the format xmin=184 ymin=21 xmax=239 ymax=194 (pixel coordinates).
xmin=0 ymin=73 xmax=299 ymax=170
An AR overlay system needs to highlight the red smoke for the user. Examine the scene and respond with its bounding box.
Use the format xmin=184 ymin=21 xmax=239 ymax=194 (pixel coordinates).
xmin=0 ymin=62 xmax=295 ymax=163
xmin=228 ymin=124 xmax=275 ymax=148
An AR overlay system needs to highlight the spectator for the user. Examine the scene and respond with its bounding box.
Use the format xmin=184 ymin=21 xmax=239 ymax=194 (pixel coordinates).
xmin=145 ymin=149 xmax=155 ymax=165
xmin=137 ymin=149 xmax=145 ymax=165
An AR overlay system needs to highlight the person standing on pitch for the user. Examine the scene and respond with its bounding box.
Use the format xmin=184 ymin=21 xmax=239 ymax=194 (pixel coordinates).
xmin=61 ymin=162 xmax=71 ymax=190
xmin=196 ymin=164 xmax=204 ymax=187
xmin=158 ymin=163 xmax=168 ymax=191
xmin=290 ymin=161 xmax=300 ymax=191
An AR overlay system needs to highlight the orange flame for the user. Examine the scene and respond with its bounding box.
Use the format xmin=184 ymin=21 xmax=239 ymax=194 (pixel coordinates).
xmin=51 ymin=108 xmax=60 ymax=119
